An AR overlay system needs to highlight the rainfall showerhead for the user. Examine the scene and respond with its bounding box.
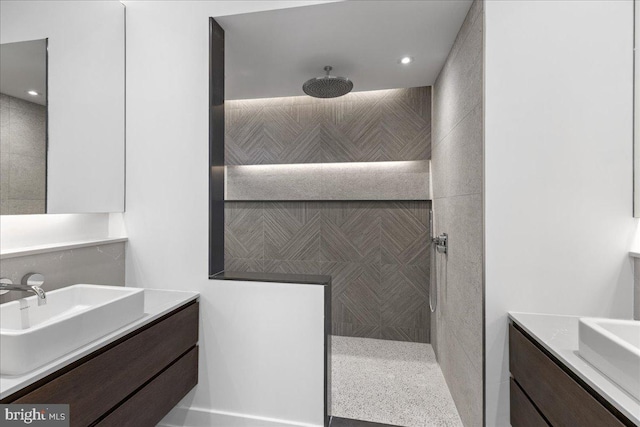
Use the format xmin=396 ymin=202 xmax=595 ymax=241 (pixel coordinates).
xmin=302 ymin=66 xmax=353 ymax=99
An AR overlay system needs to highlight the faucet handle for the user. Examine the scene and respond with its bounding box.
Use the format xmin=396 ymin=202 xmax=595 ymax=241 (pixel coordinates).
xmin=22 ymin=273 xmax=44 ymax=288
xmin=0 ymin=278 xmax=12 ymax=295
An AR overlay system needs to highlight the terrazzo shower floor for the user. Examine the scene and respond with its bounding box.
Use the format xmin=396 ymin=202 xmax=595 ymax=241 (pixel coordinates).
xmin=330 ymin=336 xmax=463 ymax=427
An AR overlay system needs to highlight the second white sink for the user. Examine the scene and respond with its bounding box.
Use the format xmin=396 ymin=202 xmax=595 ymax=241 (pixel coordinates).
xmin=578 ymin=317 xmax=640 ymax=400
xmin=0 ymin=285 xmax=144 ymax=375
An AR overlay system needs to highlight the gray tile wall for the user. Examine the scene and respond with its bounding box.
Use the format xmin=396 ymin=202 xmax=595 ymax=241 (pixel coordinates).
xmin=431 ymin=0 xmax=484 ymax=426
xmin=0 ymin=93 xmax=47 ymax=215
xmin=225 ymin=201 xmax=431 ymax=342
xmin=226 ymin=87 xmax=431 ymax=164
xmin=225 ymin=87 xmax=432 ymax=343
xmin=0 ymin=242 xmax=126 ymax=304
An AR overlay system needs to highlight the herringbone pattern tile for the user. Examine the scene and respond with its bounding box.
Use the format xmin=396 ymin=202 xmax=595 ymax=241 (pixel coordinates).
xmin=226 ymin=87 xmax=431 ymax=164
xmin=225 ymin=108 xmax=267 ymax=165
xmin=321 ymin=261 xmax=381 ymax=327
xmin=381 ymin=326 xmax=430 ymax=343
xmin=320 ymin=202 xmax=382 ymax=264
xmin=381 ymin=264 xmax=430 ymax=333
xmin=381 ymin=202 xmax=430 ymax=266
xmin=224 ymin=201 xmax=431 ymax=343
xmin=224 ymin=202 xmax=263 ymax=260
xmin=225 ymin=258 xmax=263 ymax=273
xmin=264 ymin=202 xmax=321 ymax=260
xmin=263 ymin=259 xmax=320 ymax=275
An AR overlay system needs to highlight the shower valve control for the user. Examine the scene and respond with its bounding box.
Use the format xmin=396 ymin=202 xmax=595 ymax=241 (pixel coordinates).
xmin=433 ymin=233 xmax=448 ymax=254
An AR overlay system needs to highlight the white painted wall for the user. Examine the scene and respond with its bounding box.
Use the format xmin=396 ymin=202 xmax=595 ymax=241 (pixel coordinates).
xmin=0 ymin=1 xmax=125 ymax=213
xmin=485 ymin=1 xmax=637 ymax=425
xmin=123 ymin=2 xmax=334 ymax=424
xmin=158 ymin=280 xmax=326 ymax=427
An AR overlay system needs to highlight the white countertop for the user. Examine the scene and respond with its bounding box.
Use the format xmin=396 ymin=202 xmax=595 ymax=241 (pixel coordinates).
xmin=0 ymin=288 xmax=199 ymax=400
xmin=509 ymin=312 xmax=640 ymax=425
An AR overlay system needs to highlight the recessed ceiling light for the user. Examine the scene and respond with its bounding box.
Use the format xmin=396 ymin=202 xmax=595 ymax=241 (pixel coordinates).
xmin=26 ymin=90 xmax=40 ymax=96
xmin=399 ymin=56 xmax=413 ymax=65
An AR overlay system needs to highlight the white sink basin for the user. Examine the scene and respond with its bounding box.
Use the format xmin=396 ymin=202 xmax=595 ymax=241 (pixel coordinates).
xmin=0 ymin=285 xmax=144 ymax=375
xmin=578 ymin=317 xmax=640 ymax=400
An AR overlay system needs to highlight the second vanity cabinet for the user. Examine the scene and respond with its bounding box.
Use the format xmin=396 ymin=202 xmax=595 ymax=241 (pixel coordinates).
xmin=1 ymin=301 xmax=199 ymax=427
xmin=509 ymin=323 xmax=634 ymax=427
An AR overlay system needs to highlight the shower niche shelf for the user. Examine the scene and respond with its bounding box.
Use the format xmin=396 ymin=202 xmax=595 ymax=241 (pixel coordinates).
xmin=225 ymin=160 xmax=431 ymax=201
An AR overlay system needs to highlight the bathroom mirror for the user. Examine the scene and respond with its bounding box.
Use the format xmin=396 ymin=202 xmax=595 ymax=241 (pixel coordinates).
xmin=0 ymin=1 xmax=125 ymax=215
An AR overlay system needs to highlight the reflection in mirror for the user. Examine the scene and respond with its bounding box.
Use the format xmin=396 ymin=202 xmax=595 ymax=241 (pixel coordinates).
xmin=0 ymin=39 xmax=48 ymax=215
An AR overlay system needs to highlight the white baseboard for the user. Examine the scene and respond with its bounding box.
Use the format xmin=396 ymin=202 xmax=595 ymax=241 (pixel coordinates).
xmin=157 ymin=406 xmax=323 ymax=427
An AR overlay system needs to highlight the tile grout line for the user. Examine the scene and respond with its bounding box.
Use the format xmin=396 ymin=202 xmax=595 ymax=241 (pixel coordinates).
xmin=432 ymin=100 xmax=481 ymax=151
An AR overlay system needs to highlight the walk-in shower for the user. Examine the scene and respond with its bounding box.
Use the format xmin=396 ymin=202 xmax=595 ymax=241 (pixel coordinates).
xmin=214 ymin=1 xmax=483 ymax=425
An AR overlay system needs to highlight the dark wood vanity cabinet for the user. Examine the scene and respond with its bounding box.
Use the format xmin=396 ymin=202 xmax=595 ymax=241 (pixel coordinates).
xmin=1 ymin=301 xmax=199 ymax=427
xmin=509 ymin=323 xmax=633 ymax=427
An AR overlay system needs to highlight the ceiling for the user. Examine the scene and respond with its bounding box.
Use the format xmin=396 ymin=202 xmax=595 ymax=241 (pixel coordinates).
xmin=216 ymin=0 xmax=472 ymax=100
xmin=0 ymin=39 xmax=47 ymax=105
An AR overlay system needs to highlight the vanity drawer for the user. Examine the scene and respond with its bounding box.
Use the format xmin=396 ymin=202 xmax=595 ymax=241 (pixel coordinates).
xmin=509 ymin=378 xmax=548 ymax=427
xmin=96 ymin=346 xmax=198 ymax=427
xmin=11 ymin=302 xmax=199 ymax=427
xmin=509 ymin=324 xmax=625 ymax=427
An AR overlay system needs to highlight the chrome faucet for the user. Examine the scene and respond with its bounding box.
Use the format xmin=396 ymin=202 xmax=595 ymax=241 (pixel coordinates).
xmin=0 ymin=274 xmax=47 ymax=306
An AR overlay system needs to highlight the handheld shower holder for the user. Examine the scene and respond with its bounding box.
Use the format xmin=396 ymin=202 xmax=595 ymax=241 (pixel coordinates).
xmin=433 ymin=233 xmax=448 ymax=254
